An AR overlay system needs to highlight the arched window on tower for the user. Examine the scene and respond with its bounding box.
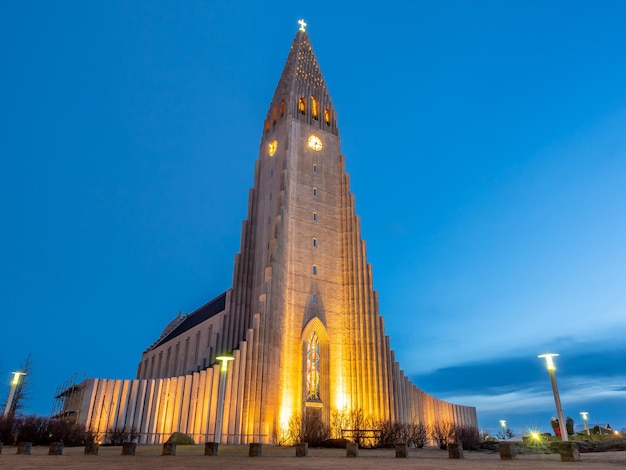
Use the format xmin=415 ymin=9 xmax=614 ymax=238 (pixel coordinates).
xmin=272 ymin=107 xmax=277 ymax=125
xmin=324 ymin=108 xmax=331 ymax=126
xmin=264 ymin=118 xmax=270 ymax=133
xmin=299 ymin=97 xmax=306 ymax=114
xmin=280 ymin=100 xmax=285 ymax=117
xmin=307 ymin=331 xmax=321 ymax=400
xmin=311 ymin=95 xmax=319 ymax=120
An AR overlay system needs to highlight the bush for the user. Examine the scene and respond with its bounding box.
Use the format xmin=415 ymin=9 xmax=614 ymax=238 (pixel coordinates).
xmin=166 ymin=432 xmax=195 ymax=445
xmin=331 ymin=409 xmax=374 ymax=447
xmin=320 ymin=437 xmax=350 ymax=448
xmin=406 ymin=423 xmax=428 ymax=448
xmin=429 ymin=422 xmax=480 ymax=450
xmin=374 ymin=420 xmax=395 ymax=448
xmin=45 ymin=418 xmax=87 ymax=446
xmin=104 ymin=426 xmax=138 ymax=445
xmin=0 ymin=415 xmax=87 ymax=446
xmin=455 ymin=424 xmax=480 ymax=450
xmin=374 ymin=420 xmax=407 ymax=448
xmin=0 ymin=415 xmax=17 ymax=445
xmin=285 ymin=413 xmax=330 ymax=446
xmin=431 ymin=421 xmax=455 ymax=449
xmin=14 ymin=415 xmax=48 ymax=444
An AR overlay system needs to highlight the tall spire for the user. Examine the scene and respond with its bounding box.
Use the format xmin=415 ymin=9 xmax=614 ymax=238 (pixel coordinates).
xmin=264 ymin=21 xmax=338 ymax=136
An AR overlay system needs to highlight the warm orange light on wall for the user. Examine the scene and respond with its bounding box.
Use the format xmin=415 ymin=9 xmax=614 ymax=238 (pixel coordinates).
xmin=279 ymin=404 xmax=292 ymax=429
xmin=333 ymin=380 xmax=347 ymax=411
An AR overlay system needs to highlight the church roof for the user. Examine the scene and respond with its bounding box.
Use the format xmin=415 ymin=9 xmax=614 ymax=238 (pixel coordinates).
xmin=149 ymin=291 xmax=227 ymax=350
xmin=265 ymin=23 xmax=338 ymax=136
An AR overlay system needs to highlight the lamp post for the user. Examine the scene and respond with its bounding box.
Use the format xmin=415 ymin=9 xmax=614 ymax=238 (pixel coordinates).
xmin=214 ymin=355 xmax=234 ymax=443
xmin=538 ymin=353 xmax=568 ymax=441
xmin=3 ymin=372 xmax=26 ymax=418
xmin=580 ymin=411 xmax=590 ymax=436
xmin=500 ymin=420 xmax=507 ymax=440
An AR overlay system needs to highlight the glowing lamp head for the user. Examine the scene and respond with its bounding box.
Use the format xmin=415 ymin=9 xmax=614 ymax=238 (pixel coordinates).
xmin=538 ymin=353 xmax=559 ymax=370
xmin=580 ymin=412 xmax=589 ymax=421
xmin=215 ymin=355 xmax=234 ymax=372
xmin=499 ymin=420 xmax=507 ymax=427
xmin=530 ymin=431 xmax=540 ymax=440
xmin=11 ymin=372 xmax=26 ymax=386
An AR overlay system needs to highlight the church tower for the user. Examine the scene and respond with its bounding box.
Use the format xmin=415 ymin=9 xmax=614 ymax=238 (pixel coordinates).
xmin=221 ymin=21 xmax=365 ymax=435
xmin=219 ymin=21 xmax=463 ymax=437
xmin=64 ymin=22 xmax=477 ymax=445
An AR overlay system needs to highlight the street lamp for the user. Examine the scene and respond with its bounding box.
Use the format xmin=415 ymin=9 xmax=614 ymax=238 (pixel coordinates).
xmin=214 ymin=354 xmax=234 ymax=443
xmin=500 ymin=420 xmax=507 ymax=440
xmin=3 ymin=372 xmax=26 ymax=417
xmin=538 ymin=353 xmax=568 ymax=441
xmin=580 ymin=411 xmax=590 ymax=436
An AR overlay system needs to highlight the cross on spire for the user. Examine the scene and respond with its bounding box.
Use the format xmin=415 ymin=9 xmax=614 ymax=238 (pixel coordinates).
xmin=298 ymin=19 xmax=307 ymax=32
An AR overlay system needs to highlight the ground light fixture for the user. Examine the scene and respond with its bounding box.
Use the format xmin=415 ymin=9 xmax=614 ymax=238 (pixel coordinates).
xmin=580 ymin=411 xmax=590 ymax=436
xmin=499 ymin=420 xmax=507 ymax=440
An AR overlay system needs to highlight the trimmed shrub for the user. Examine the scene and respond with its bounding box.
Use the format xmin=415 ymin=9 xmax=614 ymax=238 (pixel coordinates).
xmin=166 ymin=432 xmax=195 ymax=445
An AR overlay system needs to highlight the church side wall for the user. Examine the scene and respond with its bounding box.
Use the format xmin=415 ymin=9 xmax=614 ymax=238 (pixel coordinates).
xmin=74 ymin=323 xmax=476 ymax=445
xmin=78 ymin=342 xmax=252 ymax=444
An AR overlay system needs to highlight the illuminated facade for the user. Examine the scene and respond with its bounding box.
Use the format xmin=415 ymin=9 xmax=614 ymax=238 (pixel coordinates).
xmin=64 ymin=24 xmax=477 ymax=444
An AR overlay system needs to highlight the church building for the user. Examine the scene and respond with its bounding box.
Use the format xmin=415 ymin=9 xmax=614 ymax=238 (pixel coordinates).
xmin=62 ymin=22 xmax=477 ymax=444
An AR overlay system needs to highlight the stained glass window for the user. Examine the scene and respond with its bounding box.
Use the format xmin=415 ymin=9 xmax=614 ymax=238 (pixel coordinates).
xmin=311 ymin=95 xmax=319 ymax=120
xmin=307 ymin=332 xmax=320 ymax=400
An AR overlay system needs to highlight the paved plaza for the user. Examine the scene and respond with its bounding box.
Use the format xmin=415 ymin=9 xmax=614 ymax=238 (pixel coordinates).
xmin=1 ymin=444 xmax=625 ymax=470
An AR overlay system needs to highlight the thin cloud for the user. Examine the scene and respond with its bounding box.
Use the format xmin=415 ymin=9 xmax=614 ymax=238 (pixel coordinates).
xmin=439 ymin=375 xmax=626 ymax=415
xmin=403 ymin=325 xmax=626 ymax=376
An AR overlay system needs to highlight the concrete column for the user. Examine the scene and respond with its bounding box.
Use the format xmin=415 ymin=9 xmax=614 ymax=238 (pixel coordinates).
xmin=84 ymin=443 xmax=99 ymax=455
xmin=346 ymin=442 xmax=359 ymax=457
xmin=559 ymin=442 xmax=581 ymax=462
xmin=121 ymin=442 xmax=136 ymax=455
xmin=395 ymin=442 xmax=408 ymax=458
xmin=16 ymin=442 xmax=31 ymax=455
xmin=162 ymin=443 xmax=176 ymax=455
xmin=48 ymin=442 xmax=63 ymax=455
xmin=498 ymin=442 xmax=517 ymax=460
xmin=205 ymin=442 xmax=219 ymax=455
xmin=448 ymin=442 xmax=464 ymax=459
xmin=296 ymin=442 xmax=308 ymax=457
xmin=249 ymin=442 xmax=262 ymax=456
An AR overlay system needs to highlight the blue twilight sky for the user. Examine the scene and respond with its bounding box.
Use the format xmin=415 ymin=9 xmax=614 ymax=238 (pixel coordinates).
xmin=1 ymin=1 xmax=625 ymax=435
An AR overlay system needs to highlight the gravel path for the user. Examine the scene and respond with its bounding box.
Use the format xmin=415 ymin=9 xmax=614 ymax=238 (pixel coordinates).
xmin=1 ymin=444 xmax=625 ymax=469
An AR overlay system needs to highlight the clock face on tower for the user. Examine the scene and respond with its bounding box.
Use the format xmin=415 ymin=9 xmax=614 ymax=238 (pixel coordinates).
xmin=268 ymin=140 xmax=278 ymax=156
xmin=307 ymin=134 xmax=323 ymax=151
